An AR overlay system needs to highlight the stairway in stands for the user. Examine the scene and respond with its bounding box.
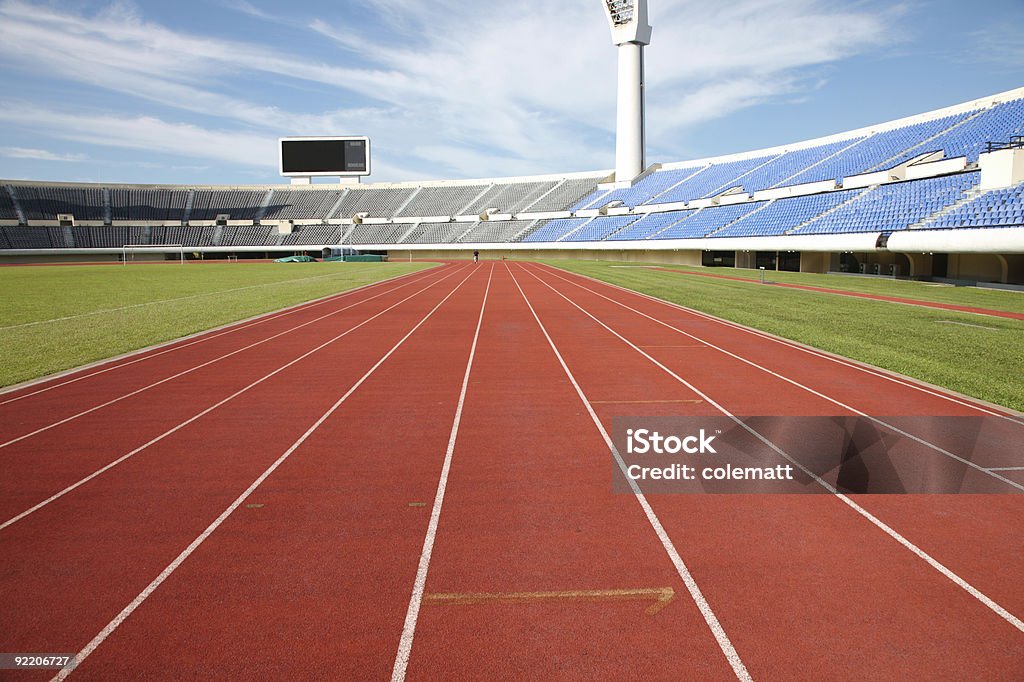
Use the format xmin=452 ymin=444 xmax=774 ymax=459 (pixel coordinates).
xmin=910 ymin=187 xmax=986 ymax=229
xmin=784 ymin=185 xmax=877 ymax=234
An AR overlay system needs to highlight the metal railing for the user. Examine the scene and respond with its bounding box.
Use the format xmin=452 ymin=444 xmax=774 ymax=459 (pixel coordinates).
xmin=984 ymin=136 xmax=1024 ymax=153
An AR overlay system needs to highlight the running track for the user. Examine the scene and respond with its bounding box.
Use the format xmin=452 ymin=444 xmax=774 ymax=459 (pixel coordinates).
xmin=1 ymin=261 xmax=1022 ymax=680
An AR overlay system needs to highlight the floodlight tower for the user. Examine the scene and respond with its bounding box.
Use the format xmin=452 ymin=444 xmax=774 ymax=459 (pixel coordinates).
xmin=602 ymin=0 xmax=652 ymax=183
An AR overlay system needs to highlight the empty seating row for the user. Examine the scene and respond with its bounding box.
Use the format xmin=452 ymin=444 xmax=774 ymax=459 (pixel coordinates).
xmin=1 ymin=226 xmax=65 ymax=248
xmin=348 ymin=223 xmax=413 ymax=245
xmin=883 ymin=99 xmax=1024 ymax=167
xmin=714 ymin=191 xmax=859 ymax=238
xmin=71 ymin=226 xmax=148 ymax=248
xmin=458 ymin=220 xmax=534 ymax=243
xmin=530 ymin=178 xmax=600 ymax=212
xmin=738 ymin=139 xmax=860 ymax=192
xmin=608 ymin=211 xmax=693 ymax=240
xmin=110 ymin=188 xmax=189 ymax=221
xmin=790 ymin=112 xmax=974 ymax=185
xmin=217 ymin=225 xmax=277 ymax=246
xmin=332 ymin=187 xmax=416 ymax=220
xmin=651 ymin=155 xmax=776 ymax=205
xmin=796 ymin=173 xmax=979 ymax=234
xmin=1 ymin=187 xmax=21 ymax=220
xmin=923 ymin=179 xmax=1024 ymax=229
xmin=521 ymin=217 xmax=588 ymax=242
xmin=151 ymin=226 xmax=214 ymax=246
xmin=281 ymin=224 xmax=340 ymax=245
xmin=16 ymin=186 xmax=104 ymax=221
xmin=562 ymin=215 xmax=639 ymax=242
xmin=396 ymin=185 xmax=489 ymax=218
xmin=578 ymin=166 xmax=702 ymax=210
xmin=653 ymin=203 xmax=765 ymax=240
xmin=400 ymin=222 xmax=466 ymax=244
xmin=262 ymin=190 xmax=343 ymax=220
xmin=461 ymin=181 xmax=559 ymax=215
xmin=189 ymin=191 xmax=266 ymax=221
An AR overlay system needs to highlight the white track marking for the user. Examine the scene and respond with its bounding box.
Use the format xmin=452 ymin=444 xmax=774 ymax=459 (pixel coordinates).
xmin=391 ymin=264 xmax=494 ymax=682
xmin=507 ymin=263 xmax=752 ymax=681
xmin=0 ymin=265 xmax=439 ymax=406
xmin=934 ymin=320 xmax=1000 ymax=330
xmin=0 ymin=267 xmax=455 ymax=450
xmin=0 ymin=269 xmax=398 ymax=331
xmin=52 ymin=265 xmax=480 ymax=681
xmin=535 ymin=264 xmax=1024 ymax=425
xmin=0 ymin=265 xmax=470 ymax=531
xmin=520 ymin=264 xmax=1024 ymax=635
xmin=987 ymin=467 xmax=1024 ymax=472
xmin=528 ymin=265 xmax=1024 ymax=492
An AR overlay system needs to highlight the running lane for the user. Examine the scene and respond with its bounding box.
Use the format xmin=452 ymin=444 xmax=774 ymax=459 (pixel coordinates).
xmin=401 ymin=264 xmax=744 ymax=680
xmin=513 ymin=262 xmax=1024 ymax=679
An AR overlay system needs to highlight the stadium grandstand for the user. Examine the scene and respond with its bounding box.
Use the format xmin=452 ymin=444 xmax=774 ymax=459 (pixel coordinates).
xmin=2 ymin=87 xmax=1023 ymax=284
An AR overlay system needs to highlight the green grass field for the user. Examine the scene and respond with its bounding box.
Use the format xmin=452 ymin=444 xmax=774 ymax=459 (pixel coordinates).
xmin=647 ymin=263 xmax=1024 ymax=314
xmin=0 ymin=261 xmax=434 ymax=388
xmin=543 ymin=260 xmax=1024 ymax=412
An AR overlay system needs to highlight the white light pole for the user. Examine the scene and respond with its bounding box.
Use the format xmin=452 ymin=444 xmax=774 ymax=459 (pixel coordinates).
xmin=602 ymin=0 xmax=652 ymax=183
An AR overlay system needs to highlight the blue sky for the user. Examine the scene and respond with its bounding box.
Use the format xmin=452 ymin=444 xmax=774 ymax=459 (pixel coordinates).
xmin=0 ymin=0 xmax=1021 ymax=185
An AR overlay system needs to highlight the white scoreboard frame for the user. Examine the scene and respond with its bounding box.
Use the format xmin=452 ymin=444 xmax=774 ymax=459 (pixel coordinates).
xmin=278 ymin=136 xmax=371 ymax=178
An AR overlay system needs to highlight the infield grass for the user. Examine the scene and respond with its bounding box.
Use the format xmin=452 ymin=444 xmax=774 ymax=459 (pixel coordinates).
xmin=542 ymin=260 xmax=1024 ymax=412
xmin=0 ymin=261 xmax=434 ymax=388
xmin=646 ymin=263 xmax=1024 ymax=314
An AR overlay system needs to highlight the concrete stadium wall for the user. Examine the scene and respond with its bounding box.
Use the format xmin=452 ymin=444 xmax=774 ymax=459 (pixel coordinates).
xmin=411 ymin=248 xmax=1019 ymax=283
xmin=387 ymin=248 xmax=704 ymax=266
xmin=947 ymin=253 xmax=1018 ymax=283
xmin=0 ymin=253 xmax=122 ymax=264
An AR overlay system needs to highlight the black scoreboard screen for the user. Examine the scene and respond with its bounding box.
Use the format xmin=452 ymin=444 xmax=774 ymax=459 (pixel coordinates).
xmin=279 ymin=137 xmax=370 ymax=176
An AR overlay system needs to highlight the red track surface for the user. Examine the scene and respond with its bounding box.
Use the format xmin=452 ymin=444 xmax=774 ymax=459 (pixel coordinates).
xmin=1 ymin=261 xmax=1022 ymax=680
xmin=651 ymin=266 xmax=1024 ymax=320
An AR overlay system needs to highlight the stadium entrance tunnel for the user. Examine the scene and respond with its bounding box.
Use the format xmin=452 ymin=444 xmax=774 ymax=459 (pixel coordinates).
xmin=732 ymin=251 xmax=802 ymax=272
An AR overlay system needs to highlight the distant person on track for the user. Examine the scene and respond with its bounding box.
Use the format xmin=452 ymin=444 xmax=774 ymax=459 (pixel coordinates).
xmin=473 ymin=250 xmax=479 ymax=263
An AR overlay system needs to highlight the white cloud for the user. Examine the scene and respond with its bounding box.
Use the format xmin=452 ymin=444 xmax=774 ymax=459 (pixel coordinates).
xmin=0 ymin=105 xmax=274 ymax=166
xmin=968 ymin=24 xmax=1024 ymax=70
xmin=1 ymin=147 xmax=88 ymax=162
xmin=302 ymin=0 xmax=902 ymax=174
xmin=219 ymin=0 xmax=277 ymax=22
xmin=0 ymin=0 xmax=903 ymax=181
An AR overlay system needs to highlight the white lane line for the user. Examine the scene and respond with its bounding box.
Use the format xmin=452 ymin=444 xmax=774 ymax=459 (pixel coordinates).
xmin=507 ymin=263 xmax=752 ymax=682
xmin=529 ymin=265 xmax=1024 ymax=492
xmin=52 ymin=265 xmax=480 ymax=681
xmin=0 ymin=267 xmax=454 ymax=451
xmin=521 ymin=264 xmax=1024 ymax=635
xmin=391 ymin=263 xmax=494 ymax=682
xmin=0 ymin=269 xmax=394 ymax=330
xmin=987 ymin=467 xmax=1024 ymax=472
xmin=536 ymin=264 xmax=1024 ymax=425
xmin=934 ymin=320 xmax=1000 ymax=330
xmin=1 ymin=265 xmax=470 ymax=532
xmin=0 ymin=265 xmax=439 ymax=406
